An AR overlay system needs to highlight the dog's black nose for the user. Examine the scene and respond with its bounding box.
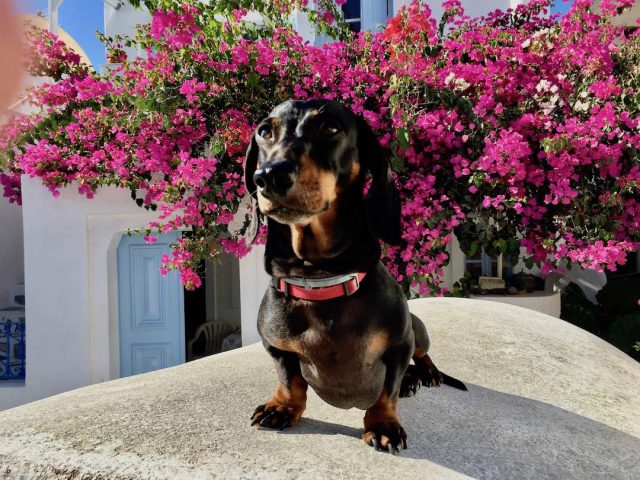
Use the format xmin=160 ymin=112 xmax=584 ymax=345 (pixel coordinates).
xmin=253 ymin=161 xmax=297 ymax=198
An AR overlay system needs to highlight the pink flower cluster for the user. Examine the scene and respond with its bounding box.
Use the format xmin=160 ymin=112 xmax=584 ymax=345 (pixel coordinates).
xmin=1 ymin=0 xmax=638 ymax=293
xmin=21 ymin=22 xmax=87 ymax=82
xmin=150 ymin=3 xmax=201 ymax=50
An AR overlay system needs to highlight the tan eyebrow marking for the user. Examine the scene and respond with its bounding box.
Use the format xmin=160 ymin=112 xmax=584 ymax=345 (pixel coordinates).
xmin=295 ymin=110 xmax=320 ymax=137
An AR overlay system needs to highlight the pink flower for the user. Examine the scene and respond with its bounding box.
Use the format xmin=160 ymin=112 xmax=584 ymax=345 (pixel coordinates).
xmin=179 ymin=79 xmax=206 ymax=103
xmin=4 ymin=0 xmax=639 ymax=295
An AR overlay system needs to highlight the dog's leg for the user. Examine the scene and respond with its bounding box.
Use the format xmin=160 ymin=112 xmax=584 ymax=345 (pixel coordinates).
xmin=400 ymin=313 xmax=434 ymax=396
xmin=251 ymin=345 xmax=308 ymax=430
xmin=362 ymin=342 xmax=412 ymax=453
xmin=400 ymin=314 xmax=467 ymax=395
xmin=400 ymin=314 xmax=430 ymax=397
xmin=411 ymin=313 xmax=442 ymax=387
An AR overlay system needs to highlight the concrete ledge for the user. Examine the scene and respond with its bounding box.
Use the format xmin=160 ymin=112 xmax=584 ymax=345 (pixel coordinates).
xmin=1 ymin=298 xmax=639 ymax=479
xmin=470 ymin=290 xmax=561 ymax=317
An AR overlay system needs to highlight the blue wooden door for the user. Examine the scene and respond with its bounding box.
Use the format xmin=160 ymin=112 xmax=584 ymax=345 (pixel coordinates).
xmin=118 ymin=232 xmax=185 ymax=377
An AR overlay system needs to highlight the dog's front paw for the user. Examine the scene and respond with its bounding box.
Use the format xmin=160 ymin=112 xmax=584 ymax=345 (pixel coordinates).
xmin=250 ymin=402 xmax=300 ymax=430
xmin=362 ymin=420 xmax=408 ymax=454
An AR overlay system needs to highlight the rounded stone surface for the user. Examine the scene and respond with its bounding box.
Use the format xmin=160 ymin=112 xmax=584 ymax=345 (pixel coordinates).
xmin=0 ymin=298 xmax=638 ymax=479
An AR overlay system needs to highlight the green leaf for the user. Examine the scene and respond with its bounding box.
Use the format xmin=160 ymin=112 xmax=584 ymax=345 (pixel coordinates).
xmin=212 ymin=142 xmax=225 ymax=155
xmin=390 ymin=155 xmax=406 ymax=173
xmin=599 ymin=230 xmax=614 ymax=241
xmin=247 ymin=71 xmax=260 ymax=88
xmin=506 ymin=237 xmax=520 ymax=253
xmin=396 ymin=127 xmax=410 ymax=151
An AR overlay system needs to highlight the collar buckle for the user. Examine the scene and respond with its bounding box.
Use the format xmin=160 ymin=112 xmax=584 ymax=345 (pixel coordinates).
xmin=343 ymin=273 xmax=360 ymax=296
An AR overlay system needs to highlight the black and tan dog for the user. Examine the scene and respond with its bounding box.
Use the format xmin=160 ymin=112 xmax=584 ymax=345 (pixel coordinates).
xmin=244 ymin=99 xmax=466 ymax=454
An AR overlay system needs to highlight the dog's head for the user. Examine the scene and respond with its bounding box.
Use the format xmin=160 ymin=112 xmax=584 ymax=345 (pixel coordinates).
xmin=244 ymin=99 xmax=401 ymax=245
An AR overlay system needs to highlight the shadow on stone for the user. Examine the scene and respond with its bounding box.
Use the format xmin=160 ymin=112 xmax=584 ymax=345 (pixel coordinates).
xmin=247 ymin=381 xmax=640 ymax=480
xmin=275 ymin=417 xmax=362 ymax=439
xmin=396 ymin=382 xmax=640 ymax=479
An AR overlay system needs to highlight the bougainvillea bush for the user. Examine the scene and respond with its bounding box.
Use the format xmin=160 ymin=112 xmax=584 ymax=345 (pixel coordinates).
xmin=1 ymin=0 xmax=639 ymax=295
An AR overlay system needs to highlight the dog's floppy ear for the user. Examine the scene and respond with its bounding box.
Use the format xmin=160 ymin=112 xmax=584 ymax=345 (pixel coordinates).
xmin=244 ymin=135 xmax=259 ymax=199
xmin=243 ymin=135 xmax=262 ymax=244
xmin=357 ymin=116 xmax=402 ymax=245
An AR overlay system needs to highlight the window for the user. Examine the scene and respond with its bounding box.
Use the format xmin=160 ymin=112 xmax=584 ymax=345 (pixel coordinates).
xmin=464 ymin=248 xmax=494 ymax=278
xmin=0 ymin=309 xmax=25 ymax=381
xmin=341 ymin=0 xmax=362 ymax=33
xmin=464 ymin=249 xmax=512 ymax=279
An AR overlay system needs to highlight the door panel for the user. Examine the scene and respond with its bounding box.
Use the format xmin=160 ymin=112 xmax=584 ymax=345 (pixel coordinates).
xmin=213 ymin=253 xmax=241 ymax=326
xmin=118 ymin=232 xmax=185 ymax=377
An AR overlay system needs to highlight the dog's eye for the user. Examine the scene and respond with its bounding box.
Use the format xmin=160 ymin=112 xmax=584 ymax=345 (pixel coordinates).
xmin=258 ymin=125 xmax=272 ymax=140
xmin=320 ymin=122 xmax=340 ymax=137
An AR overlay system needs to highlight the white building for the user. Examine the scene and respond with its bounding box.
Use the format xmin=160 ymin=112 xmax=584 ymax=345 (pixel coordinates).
xmin=1 ymin=0 xmax=622 ymax=411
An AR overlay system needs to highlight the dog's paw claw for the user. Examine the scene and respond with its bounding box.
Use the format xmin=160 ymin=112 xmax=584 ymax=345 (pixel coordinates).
xmin=414 ymin=354 xmax=444 ymax=388
xmin=250 ymin=403 xmax=295 ymax=430
xmin=362 ymin=423 xmax=407 ymax=454
xmin=421 ymin=368 xmax=443 ymax=388
xmin=371 ymin=436 xmax=380 ymax=451
xmin=400 ymin=365 xmax=421 ymax=398
xmin=251 ymin=405 xmax=263 ymax=416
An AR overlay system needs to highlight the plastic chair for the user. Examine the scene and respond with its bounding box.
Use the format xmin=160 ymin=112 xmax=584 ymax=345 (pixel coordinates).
xmin=187 ymin=321 xmax=236 ymax=361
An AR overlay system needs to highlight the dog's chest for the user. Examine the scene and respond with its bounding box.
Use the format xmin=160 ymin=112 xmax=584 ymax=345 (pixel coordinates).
xmin=269 ymin=306 xmax=388 ymax=410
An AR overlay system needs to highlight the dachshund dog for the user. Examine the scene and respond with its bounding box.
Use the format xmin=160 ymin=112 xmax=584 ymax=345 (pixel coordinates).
xmin=244 ymin=99 xmax=466 ymax=454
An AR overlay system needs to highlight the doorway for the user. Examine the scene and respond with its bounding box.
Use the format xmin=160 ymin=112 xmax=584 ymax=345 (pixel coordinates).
xmin=117 ymin=231 xmax=185 ymax=378
xmin=117 ymin=232 xmax=242 ymax=377
xmin=184 ymin=254 xmax=242 ymax=361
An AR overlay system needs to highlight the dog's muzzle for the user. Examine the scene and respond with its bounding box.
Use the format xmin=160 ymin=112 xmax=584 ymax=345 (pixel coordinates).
xmin=253 ymin=161 xmax=298 ymax=199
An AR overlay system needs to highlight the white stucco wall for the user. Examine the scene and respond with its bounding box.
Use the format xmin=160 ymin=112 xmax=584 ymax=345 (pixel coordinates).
xmin=103 ymin=1 xmax=151 ymax=68
xmin=0 ymin=177 xmax=266 ymax=411
xmin=239 ymin=245 xmax=271 ymax=347
xmin=395 ymin=0 xmax=528 ymax=17
xmin=0 ymin=177 xmax=155 ymax=410
xmin=103 ymin=1 xmax=529 ymax=54
xmin=593 ymin=0 xmax=640 ymax=26
xmin=0 ymin=198 xmax=23 ymax=307
xmin=0 ymin=73 xmax=46 ymax=310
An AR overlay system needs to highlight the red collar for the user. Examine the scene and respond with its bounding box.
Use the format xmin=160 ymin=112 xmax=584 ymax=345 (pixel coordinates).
xmin=273 ymin=272 xmax=367 ymax=301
